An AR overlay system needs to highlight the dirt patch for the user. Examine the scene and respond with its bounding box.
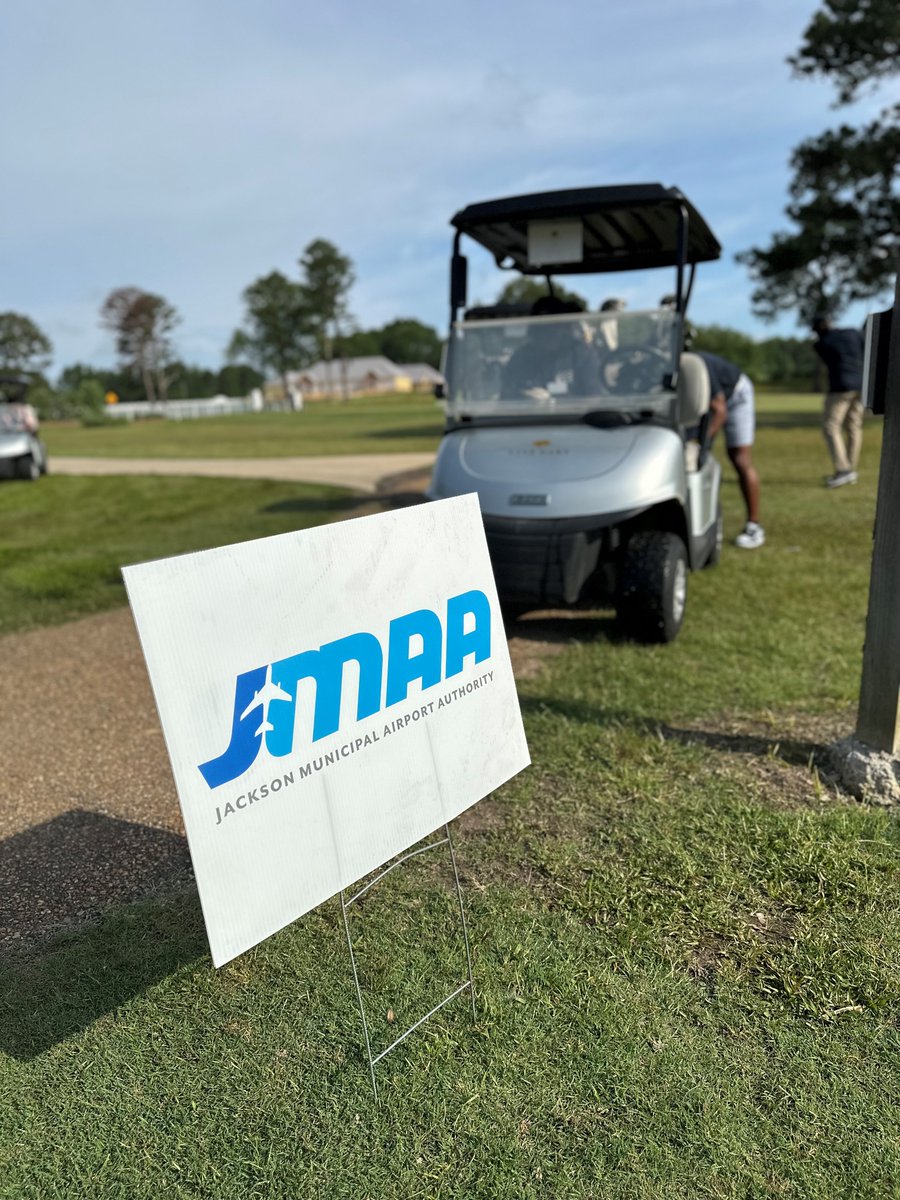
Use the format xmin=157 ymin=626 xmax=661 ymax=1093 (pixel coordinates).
xmin=505 ymin=608 xmax=613 ymax=680
xmin=375 ymin=466 xmax=432 ymax=506
xmin=658 ymin=709 xmax=857 ymax=810
xmin=686 ymin=933 xmax=729 ymax=990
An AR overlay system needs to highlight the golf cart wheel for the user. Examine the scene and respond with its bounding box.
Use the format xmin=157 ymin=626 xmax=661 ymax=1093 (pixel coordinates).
xmin=705 ymin=504 xmax=723 ymax=568
xmin=15 ymin=454 xmax=40 ymax=481
xmin=618 ymin=531 xmax=688 ymax=643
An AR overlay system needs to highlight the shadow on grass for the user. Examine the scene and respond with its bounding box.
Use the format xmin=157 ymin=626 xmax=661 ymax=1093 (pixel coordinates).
xmin=260 ymin=495 xmax=365 ymax=515
xmin=379 ymin=489 xmax=429 ymax=511
xmin=520 ymin=693 xmax=827 ymax=769
xmin=505 ymin=611 xmax=622 ymax=644
xmin=660 ymin=723 xmax=824 ymax=769
xmin=0 ymin=811 xmax=204 ymax=1059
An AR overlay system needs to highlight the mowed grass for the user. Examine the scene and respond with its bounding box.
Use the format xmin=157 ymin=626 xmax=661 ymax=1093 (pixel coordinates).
xmin=3 ymin=395 xmax=900 ymax=1198
xmin=0 ymin=475 xmax=363 ymax=636
xmin=42 ymin=389 xmax=816 ymax=461
xmin=43 ymin=392 xmax=444 ymax=458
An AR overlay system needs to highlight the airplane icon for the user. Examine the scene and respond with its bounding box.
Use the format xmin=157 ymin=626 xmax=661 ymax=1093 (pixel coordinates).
xmin=240 ymin=665 xmax=291 ymax=738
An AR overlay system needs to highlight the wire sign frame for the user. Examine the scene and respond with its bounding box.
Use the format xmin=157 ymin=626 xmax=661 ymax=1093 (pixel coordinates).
xmin=339 ymin=822 xmax=476 ymax=1099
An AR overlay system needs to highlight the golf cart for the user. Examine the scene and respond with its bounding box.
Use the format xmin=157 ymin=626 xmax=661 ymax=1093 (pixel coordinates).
xmin=0 ymin=374 xmax=47 ymax=481
xmin=427 ymin=183 xmax=722 ymax=642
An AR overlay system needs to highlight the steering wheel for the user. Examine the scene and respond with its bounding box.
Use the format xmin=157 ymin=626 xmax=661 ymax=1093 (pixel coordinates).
xmin=600 ymin=347 xmax=670 ymax=395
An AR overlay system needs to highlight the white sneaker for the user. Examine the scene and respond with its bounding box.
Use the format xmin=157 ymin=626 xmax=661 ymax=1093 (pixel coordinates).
xmin=734 ymin=522 xmax=765 ymax=550
xmin=825 ymin=470 xmax=858 ymax=488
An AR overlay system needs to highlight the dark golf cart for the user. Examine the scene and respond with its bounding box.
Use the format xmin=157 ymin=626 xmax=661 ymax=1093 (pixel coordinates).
xmin=0 ymin=374 xmax=48 ymax=481
xmin=427 ymin=183 xmax=723 ymax=642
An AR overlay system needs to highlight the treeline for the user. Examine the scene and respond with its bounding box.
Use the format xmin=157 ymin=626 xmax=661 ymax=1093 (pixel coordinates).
xmin=27 ymin=362 xmax=267 ymax=416
xmin=690 ymin=324 xmax=819 ymax=390
xmin=336 ymin=319 xmax=442 ymax=368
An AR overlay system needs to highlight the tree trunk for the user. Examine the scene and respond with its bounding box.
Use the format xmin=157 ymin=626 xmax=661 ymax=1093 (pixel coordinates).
xmin=156 ymin=362 xmax=170 ymax=402
xmin=336 ymin=320 xmax=349 ymax=403
xmin=141 ymin=364 xmax=157 ymax=405
xmin=324 ymin=332 xmax=335 ymax=403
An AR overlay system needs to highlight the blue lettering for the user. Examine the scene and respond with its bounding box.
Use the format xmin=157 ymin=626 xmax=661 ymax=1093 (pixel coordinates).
xmin=198 ymin=665 xmax=267 ymax=788
xmin=198 ymin=591 xmax=493 ymax=789
xmin=269 ymin=632 xmax=383 ymax=753
xmin=385 ymin=608 xmax=443 ymax=707
xmin=445 ymin=590 xmax=491 ymax=678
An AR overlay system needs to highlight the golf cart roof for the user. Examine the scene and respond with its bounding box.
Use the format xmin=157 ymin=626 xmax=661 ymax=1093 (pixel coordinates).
xmin=451 ymin=183 xmax=721 ymax=275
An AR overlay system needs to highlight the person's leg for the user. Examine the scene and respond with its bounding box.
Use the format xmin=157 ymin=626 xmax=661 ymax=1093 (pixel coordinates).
xmin=845 ymin=392 xmax=864 ymax=471
xmin=727 ymin=445 xmax=760 ymax=525
xmin=725 ymin=377 xmax=760 ymax=523
xmin=823 ymin=392 xmax=852 ymax=474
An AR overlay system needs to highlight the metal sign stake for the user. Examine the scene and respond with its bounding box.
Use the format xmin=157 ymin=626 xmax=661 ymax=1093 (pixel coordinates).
xmin=339 ymin=822 xmax=476 ymax=1100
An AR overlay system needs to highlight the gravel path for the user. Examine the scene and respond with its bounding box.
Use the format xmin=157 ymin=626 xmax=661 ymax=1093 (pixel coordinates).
xmin=0 ymin=608 xmax=193 ymax=955
xmin=49 ymin=452 xmax=436 ymax=494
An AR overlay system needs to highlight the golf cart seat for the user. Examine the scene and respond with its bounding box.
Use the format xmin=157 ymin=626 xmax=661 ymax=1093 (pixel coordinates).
xmin=678 ymin=352 xmax=711 ymax=472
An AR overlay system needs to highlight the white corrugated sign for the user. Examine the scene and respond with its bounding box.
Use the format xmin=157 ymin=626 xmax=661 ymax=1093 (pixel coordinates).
xmin=123 ymin=494 xmax=530 ymax=966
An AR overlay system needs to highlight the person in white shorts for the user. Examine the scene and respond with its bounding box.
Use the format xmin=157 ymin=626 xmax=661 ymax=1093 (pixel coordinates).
xmin=697 ymin=351 xmax=764 ymax=550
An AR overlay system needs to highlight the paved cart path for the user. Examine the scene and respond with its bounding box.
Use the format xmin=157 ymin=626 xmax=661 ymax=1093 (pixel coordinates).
xmin=49 ymin=452 xmax=437 ymax=494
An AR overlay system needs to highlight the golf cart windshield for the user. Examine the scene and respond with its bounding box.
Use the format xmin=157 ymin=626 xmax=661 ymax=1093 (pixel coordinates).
xmin=445 ymin=308 xmax=680 ymax=421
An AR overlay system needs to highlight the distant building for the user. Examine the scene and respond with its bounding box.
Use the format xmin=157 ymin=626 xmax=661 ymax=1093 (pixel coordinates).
xmin=266 ymin=356 xmax=444 ymax=401
xmin=396 ymin=363 xmax=445 ymax=391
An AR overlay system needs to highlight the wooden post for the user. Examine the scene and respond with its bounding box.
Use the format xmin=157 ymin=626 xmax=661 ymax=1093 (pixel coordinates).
xmin=856 ymin=273 xmax=900 ymax=754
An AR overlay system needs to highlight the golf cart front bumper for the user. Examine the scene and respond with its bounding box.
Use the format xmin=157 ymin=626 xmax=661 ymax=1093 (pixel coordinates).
xmin=482 ymin=510 xmax=640 ymax=606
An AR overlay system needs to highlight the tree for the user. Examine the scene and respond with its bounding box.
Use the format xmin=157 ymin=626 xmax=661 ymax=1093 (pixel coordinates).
xmin=690 ymin=325 xmax=819 ymax=389
xmin=58 ymin=362 xmax=103 ymax=392
xmin=740 ymin=0 xmax=899 ymax=323
xmin=100 ymin=288 xmax=179 ymax=403
xmin=298 ymin=239 xmax=355 ymax=400
xmin=167 ymin=363 xmax=218 ymax=400
xmin=336 ymin=328 xmax=382 ymax=359
xmin=691 ymin=325 xmax=761 ymax=378
xmin=216 ymin=364 xmax=264 ymax=396
xmin=0 ymin=312 xmax=53 ymax=375
xmin=377 ymin=318 xmax=442 ymax=368
xmin=227 ymin=271 xmax=315 ymax=400
xmin=788 ymin=0 xmax=900 ymax=105
xmin=496 ymin=277 xmax=588 ymax=310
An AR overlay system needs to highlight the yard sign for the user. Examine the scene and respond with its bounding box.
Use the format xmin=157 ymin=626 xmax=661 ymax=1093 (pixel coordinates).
xmin=123 ymin=494 xmax=529 ymax=966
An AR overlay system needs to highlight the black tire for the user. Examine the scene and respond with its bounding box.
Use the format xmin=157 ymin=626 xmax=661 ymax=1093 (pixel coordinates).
xmin=705 ymin=504 xmax=723 ymax=568
xmin=617 ymin=531 xmax=688 ymax=643
xmin=15 ymin=454 xmax=40 ymax=481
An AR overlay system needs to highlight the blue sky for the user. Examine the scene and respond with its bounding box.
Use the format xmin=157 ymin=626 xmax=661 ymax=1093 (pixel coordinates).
xmin=0 ymin=0 xmax=887 ymax=374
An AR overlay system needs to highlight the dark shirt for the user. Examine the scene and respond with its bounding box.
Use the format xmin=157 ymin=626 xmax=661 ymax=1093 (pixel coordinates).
xmin=696 ymin=351 xmax=742 ymax=402
xmin=814 ymin=328 xmax=864 ymax=393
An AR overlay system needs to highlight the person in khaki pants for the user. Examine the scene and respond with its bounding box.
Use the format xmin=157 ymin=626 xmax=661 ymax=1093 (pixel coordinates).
xmin=812 ymin=314 xmax=865 ymax=488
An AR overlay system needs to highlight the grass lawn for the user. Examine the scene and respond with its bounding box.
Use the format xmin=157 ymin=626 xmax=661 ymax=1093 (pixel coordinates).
xmin=43 ymin=392 xmax=445 ymax=459
xmin=2 ymin=396 xmax=899 ymax=1198
xmin=0 ymin=475 xmax=364 ymax=636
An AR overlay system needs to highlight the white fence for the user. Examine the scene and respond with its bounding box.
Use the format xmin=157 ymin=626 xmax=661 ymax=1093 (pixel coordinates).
xmin=106 ymin=393 xmax=267 ymax=421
